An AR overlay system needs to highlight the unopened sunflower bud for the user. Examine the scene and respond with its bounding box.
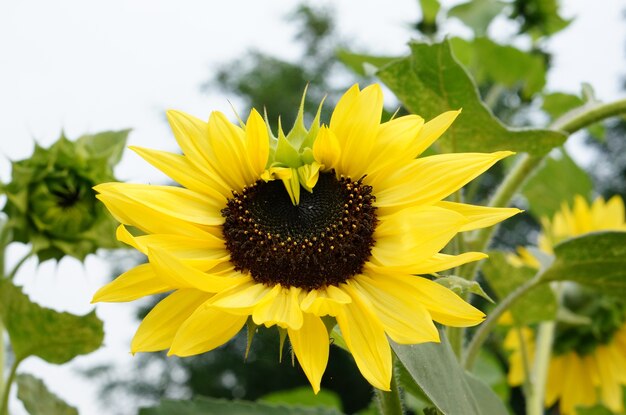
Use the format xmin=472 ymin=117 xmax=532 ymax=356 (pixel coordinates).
xmin=1 ymin=130 xmax=129 ymax=262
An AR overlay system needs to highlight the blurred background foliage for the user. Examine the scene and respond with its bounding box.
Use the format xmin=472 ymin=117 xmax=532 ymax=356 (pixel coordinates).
xmin=81 ymin=1 xmax=626 ymax=414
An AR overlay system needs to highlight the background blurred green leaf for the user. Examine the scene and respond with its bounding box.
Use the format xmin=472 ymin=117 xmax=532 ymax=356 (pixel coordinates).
xmin=448 ymin=0 xmax=506 ymax=36
xmin=378 ymin=40 xmax=565 ymax=155
xmin=259 ymin=387 xmax=342 ymax=411
xmin=139 ymin=397 xmax=343 ymax=415
xmin=521 ymin=149 xmax=593 ymax=219
xmin=482 ymin=252 xmax=558 ymax=325
xmin=16 ymin=374 xmax=78 ymax=415
xmin=541 ymin=232 xmax=626 ymax=295
xmin=0 ymin=279 xmax=103 ymax=364
xmin=392 ymin=331 xmax=508 ymax=415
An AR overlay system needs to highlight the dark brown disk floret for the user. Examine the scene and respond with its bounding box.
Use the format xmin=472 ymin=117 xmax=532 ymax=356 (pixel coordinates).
xmin=221 ymin=172 xmax=377 ymax=290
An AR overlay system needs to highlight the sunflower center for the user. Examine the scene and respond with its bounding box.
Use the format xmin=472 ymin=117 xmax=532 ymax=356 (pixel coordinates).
xmin=221 ymin=172 xmax=377 ymax=290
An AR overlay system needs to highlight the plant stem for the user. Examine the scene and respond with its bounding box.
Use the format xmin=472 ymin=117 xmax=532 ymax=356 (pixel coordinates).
xmin=0 ymin=321 xmax=4 ymax=406
xmin=463 ymin=274 xmax=542 ymax=370
xmin=376 ymin=367 xmax=404 ymax=415
xmin=0 ymin=359 xmax=19 ymax=415
xmin=461 ymin=97 xmax=626 ymax=282
xmin=5 ymin=250 xmax=34 ymax=281
xmin=526 ymin=320 xmax=555 ymax=415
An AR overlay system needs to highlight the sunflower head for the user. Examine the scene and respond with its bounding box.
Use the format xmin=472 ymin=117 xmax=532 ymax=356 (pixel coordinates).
xmin=93 ymin=84 xmax=519 ymax=392
xmin=1 ymin=131 xmax=128 ymax=261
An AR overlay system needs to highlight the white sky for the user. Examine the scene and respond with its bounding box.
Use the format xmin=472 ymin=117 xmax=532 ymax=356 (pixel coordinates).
xmin=0 ymin=0 xmax=624 ymax=414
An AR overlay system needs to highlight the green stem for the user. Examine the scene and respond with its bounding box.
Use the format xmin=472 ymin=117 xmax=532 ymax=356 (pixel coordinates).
xmin=461 ymin=97 xmax=626 ymax=282
xmin=0 ymin=359 xmax=19 ymax=415
xmin=5 ymin=250 xmax=34 ymax=281
xmin=463 ymin=274 xmax=542 ymax=370
xmin=0 ymin=321 xmax=4 ymax=406
xmin=375 ymin=367 xmax=404 ymax=415
xmin=526 ymin=320 xmax=555 ymax=415
xmin=515 ymin=326 xmax=532 ymax=397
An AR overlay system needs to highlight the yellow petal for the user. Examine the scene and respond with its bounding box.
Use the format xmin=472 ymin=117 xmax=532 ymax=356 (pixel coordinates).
xmin=95 ymin=183 xmax=224 ymax=226
xmin=148 ymin=247 xmax=247 ymax=292
xmin=372 ymin=206 xmax=467 ymax=267
xmin=349 ymin=275 xmax=440 ymax=344
xmin=245 ymin=109 xmax=270 ymax=174
xmin=380 ymin=274 xmax=485 ymax=327
xmin=367 ymin=115 xmax=424 ymax=173
xmin=330 ymin=84 xmax=383 ymax=179
xmin=166 ymin=110 xmax=216 ymax=178
xmin=312 ymin=126 xmax=341 ymax=172
xmin=301 ymin=285 xmax=351 ymax=317
xmin=92 ymin=263 xmax=171 ymax=303
xmin=168 ymin=305 xmax=247 ymax=357
xmin=116 ymin=225 xmax=228 ymax=270
xmin=209 ymin=280 xmax=279 ymax=315
xmin=436 ymin=201 xmax=521 ymax=232
xmin=288 ymin=313 xmax=330 ymax=394
xmin=131 ymin=289 xmax=210 ymax=353
xmin=595 ymin=346 xmax=623 ymax=412
xmin=130 ymin=146 xmax=232 ymax=198
xmin=207 ymin=111 xmax=258 ymax=191
xmin=336 ymin=284 xmax=392 ymax=391
xmin=545 ymin=354 xmax=566 ymax=406
xmin=412 ymin=110 xmax=461 ymax=156
xmin=365 ymin=252 xmax=487 ymax=276
xmin=371 ymin=152 xmax=514 ymax=214
xmin=252 ymin=286 xmax=304 ymax=330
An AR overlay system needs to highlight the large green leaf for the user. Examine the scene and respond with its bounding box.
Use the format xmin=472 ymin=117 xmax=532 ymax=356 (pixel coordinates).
xmin=522 ymin=148 xmax=593 ymax=219
xmin=377 ymin=40 xmax=566 ymax=154
xmin=0 ymin=279 xmax=104 ymax=364
xmin=448 ymin=0 xmax=506 ymax=36
xmin=16 ymin=374 xmax=78 ymax=415
xmin=392 ymin=331 xmax=507 ymax=415
xmin=541 ymin=232 xmax=626 ymax=295
xmin=482 ymin=252 xmax=557 ymax=325
xmin=139 ymin=397 xmax=343 ymax=415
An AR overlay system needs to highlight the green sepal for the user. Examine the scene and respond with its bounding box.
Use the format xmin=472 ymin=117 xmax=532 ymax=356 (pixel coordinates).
xmin=278 ymin=327 xmax=288 ymax=363
xmin=245 ymin=319 xmax=258 ymax=361
xmin=435 ymin=275 xmax=494 ymax=303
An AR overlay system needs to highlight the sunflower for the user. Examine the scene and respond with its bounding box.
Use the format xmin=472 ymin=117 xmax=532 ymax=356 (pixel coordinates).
xmin=93 ymin=84 xmax=519 ymax=392
xmin=506 ymin=195 xmax=626 ymax=414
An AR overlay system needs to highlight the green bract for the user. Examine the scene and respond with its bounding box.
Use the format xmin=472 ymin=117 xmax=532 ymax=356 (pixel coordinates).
xmin=1 ymin=130 xmax=129 ymax=261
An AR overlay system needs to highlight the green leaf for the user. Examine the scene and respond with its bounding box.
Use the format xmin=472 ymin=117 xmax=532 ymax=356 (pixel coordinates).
xmin=378 ymin=40 xmax=565 ymax=155
xmin=576 ymin=405 xmax=614 ymax=415
xmin=16 ymin=374 xmax=78 ymax=415
xmin=448 ymin=0 xmax=506 ymax=36
xmin=450 ymin=37 xmax=546 ymax=98
xmin=260 ymin=387 xmax=342 ymax=411
xmin=522 ymin=148 xmax=592 ymax=219
xmin=392 ymin=331 xmax=508 ymax=415
xmin=336 ymin=50 xmax=397 ymax=77
xmin=511 ymin=0 xmax=571 ymax=39
xmin=435 ymin=276 xmax=494 ymax=303
xmin=471 ymin=351 xmax=510 ymax=402
xmin=541 ymin=232 xmax=626 ymax=295
xmin=77 ymin=129 xmax=130 ymax=166
xmin=0 ymin=279 xmax=104 ymax=364
xmin=139 ymin=397 xmax=343 ymax=415
xmin=482 ymin=252 xmax=557 ymax=325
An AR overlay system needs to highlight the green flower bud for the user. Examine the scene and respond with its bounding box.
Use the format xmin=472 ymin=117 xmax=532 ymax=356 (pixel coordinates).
xmin=1 ymin=130 xmax=129 ymax=262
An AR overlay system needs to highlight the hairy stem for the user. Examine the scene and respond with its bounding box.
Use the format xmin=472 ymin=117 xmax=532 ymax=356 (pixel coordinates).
xmin=376 ymin=368 xmax=404 ymax=415
xmin=463 ymin=274 xmax=542 ymax=370
xmin=0 ymin=321 xmax=4 ymax=406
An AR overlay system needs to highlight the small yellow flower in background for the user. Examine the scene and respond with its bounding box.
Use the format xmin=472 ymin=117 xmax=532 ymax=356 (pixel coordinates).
xmin=92 ymin=84 xmax=519 ymax=392
xmin=506 ymin=195 xmax=626 ymax=414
